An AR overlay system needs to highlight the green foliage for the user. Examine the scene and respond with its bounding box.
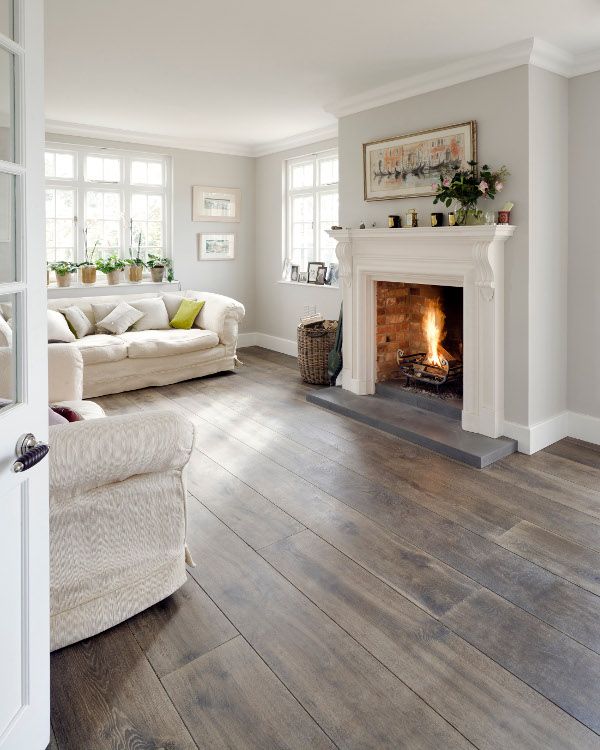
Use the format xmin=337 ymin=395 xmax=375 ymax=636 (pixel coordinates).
xmin=432 ymin=161 xmax=510 ymax=222
xmin=147 ymin=254 xmax=174 ymax=282
xmin=49 ymin=261 xmax=76 ymax=276
xmin=127 ymin=230 xmax=146 ymax=266
xmin=95 ymin=254 xmax=126 ymax=274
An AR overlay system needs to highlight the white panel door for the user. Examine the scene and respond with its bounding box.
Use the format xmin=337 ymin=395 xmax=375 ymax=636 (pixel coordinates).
xmin=0 ymin=0 xmax=49 ymax=749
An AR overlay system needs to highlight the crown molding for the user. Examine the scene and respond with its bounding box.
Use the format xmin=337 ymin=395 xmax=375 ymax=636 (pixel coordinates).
xmin=252 ymin=124 xmax=338 ymax=157
xmin=45 ymin=119 xmax=256 ymax=157
xmin=325 ymin=37 xmax=600 ymax=118
xmin=45 ymin=119 xmax=338 ymax=159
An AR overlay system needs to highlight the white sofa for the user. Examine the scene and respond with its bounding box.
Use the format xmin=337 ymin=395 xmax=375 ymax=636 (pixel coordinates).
xmin=47 ymin=345 xmax=195 ymax=651
xmin=47 ymin=290 xmax=245 ymax=398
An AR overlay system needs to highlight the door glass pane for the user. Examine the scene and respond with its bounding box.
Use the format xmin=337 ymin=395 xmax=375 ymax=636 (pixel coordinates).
xmin=0 ymin=172 xmax=15 ymax=282
xmin=0 ymin=292 xmax=16 ymax=409
xmin=0 ymin=47 xmax=15 ymax=162
xmin=0 ymin=0 xmax=13 ymax=40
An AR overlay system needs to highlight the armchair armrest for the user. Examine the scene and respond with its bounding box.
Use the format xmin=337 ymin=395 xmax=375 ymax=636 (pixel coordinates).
xmin=186 ymin=290 xmax=245 ymax=348
xmin=49 ymin=410 xmax=194 ymax=495
xmin=49 ymin=343 xmax=83 ymax=403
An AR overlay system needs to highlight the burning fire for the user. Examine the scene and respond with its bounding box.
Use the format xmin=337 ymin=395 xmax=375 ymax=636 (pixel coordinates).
xmin=423 ymin=299 xmax=446 ymax=368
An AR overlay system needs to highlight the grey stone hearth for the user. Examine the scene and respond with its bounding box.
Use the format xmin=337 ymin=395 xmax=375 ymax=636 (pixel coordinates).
xmin=307 ymin=387 xmax=517 ymax=468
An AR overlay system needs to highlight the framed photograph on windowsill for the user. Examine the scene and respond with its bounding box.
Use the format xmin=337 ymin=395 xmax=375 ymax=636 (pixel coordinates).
xmin=198 ymin=233 xmax=235 ymax=260
xmin=307 ymin=262 xmax=324 ymax=284
xmin=192 ymin=186 xmax=241 ymax=222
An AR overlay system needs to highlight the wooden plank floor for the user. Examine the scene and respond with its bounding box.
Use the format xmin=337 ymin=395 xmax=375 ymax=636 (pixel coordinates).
xmin=50 ymin=347 xmax=600 ymax=749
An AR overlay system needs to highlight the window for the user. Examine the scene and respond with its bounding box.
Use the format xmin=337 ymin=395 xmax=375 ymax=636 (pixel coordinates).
xmin=44 ymin=145 xmax=171 ymax=264
xmin=286 ymin=150 xmax=338 ymax=269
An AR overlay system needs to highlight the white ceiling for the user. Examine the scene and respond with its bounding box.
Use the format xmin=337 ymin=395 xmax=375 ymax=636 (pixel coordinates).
xmin=45 ymin=0 xmax=600 ymax=154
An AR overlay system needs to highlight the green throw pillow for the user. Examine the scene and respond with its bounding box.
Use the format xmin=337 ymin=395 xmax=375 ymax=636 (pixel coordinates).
xmin=169 ymin=298 xmax=205 ymax=329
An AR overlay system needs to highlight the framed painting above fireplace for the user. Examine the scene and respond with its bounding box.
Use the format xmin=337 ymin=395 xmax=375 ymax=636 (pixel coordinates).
xmin=363 ymin=120 xmax=477 ymax=201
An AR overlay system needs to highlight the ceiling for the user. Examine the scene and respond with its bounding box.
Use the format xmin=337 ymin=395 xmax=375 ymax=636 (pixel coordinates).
xmin=45 ymin=0 xmax=600 ymax=155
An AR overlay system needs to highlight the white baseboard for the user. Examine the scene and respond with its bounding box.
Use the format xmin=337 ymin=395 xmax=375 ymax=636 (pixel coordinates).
xmin=238 ymin=332 xmax=297 ymax=357
xmin=568 ymin=411 xmax=600 ymax=445
xmin=504 ymin=410 xmax=600 ymax=453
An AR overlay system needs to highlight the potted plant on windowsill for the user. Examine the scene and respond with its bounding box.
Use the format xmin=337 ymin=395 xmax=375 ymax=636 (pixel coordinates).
xmin=80 ymin=228 xmax=100 ymax=284
xmin=96 ymin=254 xmax=126 ymax=285
xmin=50 ymin=261 xmax=76 ymax=288
xmin=147 ymin=254 xmax=174 ymax=283
xmin=125 ymin=231 xmax=146 ymax=282
xmin=433 ymin=161 xmax=509 ymax=225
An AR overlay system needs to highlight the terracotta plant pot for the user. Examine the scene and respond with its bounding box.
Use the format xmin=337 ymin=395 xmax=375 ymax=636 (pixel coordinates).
xmin=56 ymin=273 xmax=71 ymax=288
xmin=105 ymin=270 xmax=121 ymax=285
xmin=150 ymin=266 xmax=165 ymax=283
xmin=128 ymin=264 xmax=143 ymax=282
xmin=81 ymin=265 xmax=97 ymax=284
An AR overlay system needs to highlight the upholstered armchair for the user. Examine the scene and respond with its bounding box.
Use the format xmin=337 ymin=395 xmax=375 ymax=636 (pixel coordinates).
xmin=48 ymin=345 xmax=195 ymax=651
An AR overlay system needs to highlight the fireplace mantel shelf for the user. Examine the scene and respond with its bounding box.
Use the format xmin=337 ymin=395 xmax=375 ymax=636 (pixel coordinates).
xmin=329 ymin=225 xmax=516 ymax=241
xmin=326 ymin=223 xmax=516 ymax=440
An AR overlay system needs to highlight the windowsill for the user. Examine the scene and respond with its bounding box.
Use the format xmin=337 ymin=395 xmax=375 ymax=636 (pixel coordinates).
xmin=47 ymin=279 xmax=181 ymax=293
xmin=277 ymin=280 xmax=340 ymax=290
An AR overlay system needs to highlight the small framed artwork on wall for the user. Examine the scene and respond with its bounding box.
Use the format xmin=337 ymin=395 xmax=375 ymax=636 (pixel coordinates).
xmin=192 ymin=186 xmax=241 ymax=222
xmin=198 ymin=233 xmax=236 ymax=260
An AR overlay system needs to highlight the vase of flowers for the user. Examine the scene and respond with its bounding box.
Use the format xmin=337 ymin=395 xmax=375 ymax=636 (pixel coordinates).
xmin=433 ymin=161 xmax=509 ymax=226
xmin=96 ymin=254 xmax=125 ymax=285
xmin=125 ymin=230 xmax=146 ymax=282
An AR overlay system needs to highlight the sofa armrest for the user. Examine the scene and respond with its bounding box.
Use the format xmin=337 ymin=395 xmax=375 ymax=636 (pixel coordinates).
xmin=186 ymin=290 xmax=245 ymax=348
xmin=49 ymin=410 xmax=194 ymax=495
xmin=49 ymin=343 xmax=83 ymax=403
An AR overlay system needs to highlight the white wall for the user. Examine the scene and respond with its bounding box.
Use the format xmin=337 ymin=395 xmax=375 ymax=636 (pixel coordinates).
xmin=45 ymin=133 xmax=257 ymax=332
xmin=528 ymin=67 xmax=568 ymax=428
xmin=568 ymin=72 xmax=600 ymax=424
xmin=255 ymin=138 xmax=342 ymax=350
xmin=337 ymin=66 xmax=531 ymax=426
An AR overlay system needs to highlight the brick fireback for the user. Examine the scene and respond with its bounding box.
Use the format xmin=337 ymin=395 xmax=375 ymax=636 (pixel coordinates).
xmin=376 ymin=281 xmax=463 ymax=382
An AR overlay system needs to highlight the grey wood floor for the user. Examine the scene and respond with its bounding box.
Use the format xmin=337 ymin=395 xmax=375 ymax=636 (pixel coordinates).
xmin=50 ymin=347 xmax=600 ymax=750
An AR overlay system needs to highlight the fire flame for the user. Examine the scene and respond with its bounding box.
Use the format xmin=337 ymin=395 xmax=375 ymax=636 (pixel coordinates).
xmin=423 ymin=299 xmax=446 ymax=367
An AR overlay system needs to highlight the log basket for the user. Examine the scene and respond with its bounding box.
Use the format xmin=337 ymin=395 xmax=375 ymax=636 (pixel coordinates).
xmin=297 ymin=321 xmax=338 ymax=384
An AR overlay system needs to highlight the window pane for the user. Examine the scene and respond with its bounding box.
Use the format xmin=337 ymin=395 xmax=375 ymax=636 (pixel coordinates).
xmin=0 ymin=47 xmax=15 ymax=162
xmin=0 ymin=173 xmax=15 ymax=282
xmin=85 ymin=190 xmax=121 ymax=255
xmin=146 ymin=222 xmax=162 ymax=247
xmin=0 ymin=292 xmax=16 ymax=410
xmin=147 ymin=162 xmax=163 ymax=185
xmin=86 ymin=155 xmax=121 ymax=183
xmin=131 ymin=160 xmax=163 ymax=186
xmin=55 ymin=153 xmax=74 ymax=179
xmin=292 ymin=195 xmax=313 ymax=222
xmin=131 ymin=193 xmax=147 ymax=220
xmin=45 ymin=187 xmax=75 ymax=264
xmin=147 ymin=194 xmax=162 ymax=221
xmin=291 ymin=162 xmax=313 ymax=189
xmin=0 ymin=0 xmax=14 ymax=40
xmin=319 ymin=157 xmax=339 ymax=186
xmin=130 ymin=160 xmax=147 ymax=184
xmin=45 ymin=152 xmax=55 ymax=178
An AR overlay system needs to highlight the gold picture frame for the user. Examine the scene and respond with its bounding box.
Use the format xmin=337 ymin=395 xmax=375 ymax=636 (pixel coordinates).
xmin=363 ymin=121 xmax=477 ymax=201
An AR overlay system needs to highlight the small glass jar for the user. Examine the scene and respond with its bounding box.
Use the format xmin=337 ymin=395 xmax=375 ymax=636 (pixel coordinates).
xmin=448 ymin=212 xmax=456 ymax=226
xmin=405 ymin=209 xmax=418 ymax=228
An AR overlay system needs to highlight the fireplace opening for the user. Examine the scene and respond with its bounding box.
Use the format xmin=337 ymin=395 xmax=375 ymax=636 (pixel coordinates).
xmin=376 ymin=281 xmax=463 ymax=398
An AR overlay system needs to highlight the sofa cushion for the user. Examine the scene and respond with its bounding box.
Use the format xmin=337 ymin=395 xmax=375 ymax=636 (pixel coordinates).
xmin=48 ymin=309 xmax=76 ymax=343
xmin=60 ymin=305 xmax=94 ymax=339
xmin=169 ymin=298 xmax=205 ymax=329
xmin=119 ymin=329 xmax=219 ymax=358
xmin=91 ymin=302 xmax=118 ymax=332
xmin=130 ymin=298 xmax=170 ymax=331
xmin=73 ymin=334 xmax=128 ymax=365
xmin=96 ymin=302 xmax=144 ymax=335
xmin=0 ymin=314 xmax=11 ymax=347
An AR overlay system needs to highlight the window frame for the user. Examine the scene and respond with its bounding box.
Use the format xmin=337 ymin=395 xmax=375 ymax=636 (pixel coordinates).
xmin=44 ymin=143 xmax=172 ymax=264
xmin=285 ymin=148 xmax=338 ymax=269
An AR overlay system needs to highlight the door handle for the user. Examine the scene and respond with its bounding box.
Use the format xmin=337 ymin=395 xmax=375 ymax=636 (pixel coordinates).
xmin=12 ymin=433 xmax=49 ymax=473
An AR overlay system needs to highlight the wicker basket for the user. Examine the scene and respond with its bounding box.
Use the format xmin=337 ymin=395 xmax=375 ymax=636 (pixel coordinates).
xmin=297 ymin=321 xmax=338 ymax=384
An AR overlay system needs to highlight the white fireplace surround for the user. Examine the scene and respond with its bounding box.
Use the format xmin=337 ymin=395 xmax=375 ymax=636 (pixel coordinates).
xmin=328 ymin=226 xmax=516 ymax=439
